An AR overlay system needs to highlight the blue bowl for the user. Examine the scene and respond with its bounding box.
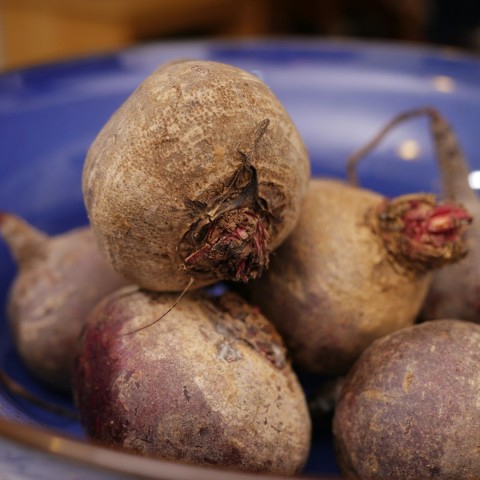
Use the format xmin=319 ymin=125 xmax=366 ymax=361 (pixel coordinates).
xmin=1 ymin=38 xmax=480 ymax=479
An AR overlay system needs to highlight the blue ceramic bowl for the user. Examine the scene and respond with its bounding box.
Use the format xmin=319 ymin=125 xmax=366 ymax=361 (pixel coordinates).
xmin=1 ymin=38 xmax=480 ymax=479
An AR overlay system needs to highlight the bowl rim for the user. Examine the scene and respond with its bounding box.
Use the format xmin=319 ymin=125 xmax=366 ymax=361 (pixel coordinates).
xmin=6 ymin=36 xmax=478 ymax=480
xmin=1 ymin=36 xmax=480 ymax=78
xmin=0 ymin=418 xmax=338 ymax=480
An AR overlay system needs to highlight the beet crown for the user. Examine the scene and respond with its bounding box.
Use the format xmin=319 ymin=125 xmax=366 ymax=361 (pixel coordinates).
xmin=375 ymin=193 xmax=471 ymax=272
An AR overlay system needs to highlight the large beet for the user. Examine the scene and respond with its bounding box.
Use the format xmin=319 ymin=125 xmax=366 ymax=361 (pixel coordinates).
xmin=82 ymin=60 xmax=310 ymax=292
xmin=345 ymin=106 xmax=480 ymax=322
xmin=249 ymin=178 xmax=470 ymax=374
xmin=0 ymin=212 xmax=128 ymax=390
xmin=73 ymin=289 xmax=311 ymax=475
xmin=333 ymin=319 xmax=480 ymax=480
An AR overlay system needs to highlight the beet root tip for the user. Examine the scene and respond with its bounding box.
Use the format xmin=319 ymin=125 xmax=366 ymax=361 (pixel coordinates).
xmin=376 ymin=194 xmax=472 ymax=272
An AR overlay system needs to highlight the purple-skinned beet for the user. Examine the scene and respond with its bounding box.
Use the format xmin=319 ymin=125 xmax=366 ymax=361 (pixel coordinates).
xmin=0 ymin=212 xmax=128 ymax=390
xmin=333 ymin=319 xmax=480 ymax=480
xmin=73 ymin=288 xmax=311 ymax=475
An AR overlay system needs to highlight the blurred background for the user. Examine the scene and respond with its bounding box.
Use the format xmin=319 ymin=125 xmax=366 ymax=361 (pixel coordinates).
xmin=0 ymin=0 xmax=480 ymax=71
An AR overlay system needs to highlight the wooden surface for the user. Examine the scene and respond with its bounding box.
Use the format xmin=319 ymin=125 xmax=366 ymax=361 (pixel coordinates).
xmin=0 ymin=0 xmax=270 ymax=70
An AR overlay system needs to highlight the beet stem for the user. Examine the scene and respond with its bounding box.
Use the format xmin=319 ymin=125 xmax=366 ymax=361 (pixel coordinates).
xmin=428 ymin=109 xmax=477 ymax=205
xmin=183 ymin=208 xmax=269 ymax=282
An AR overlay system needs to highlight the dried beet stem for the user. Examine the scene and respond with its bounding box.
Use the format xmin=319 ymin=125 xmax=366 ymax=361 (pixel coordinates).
xmin=428 ymin=109 xmax=476 ymax=203
xmin=348 ymin=107 xmax=480 ymax=322
xmin=183 ymin=208 xmax=269 ymax=282
xmin=0 ymin=212 xmax=48 ymax=266
xmin=179 ymin=122 xmax=273 ymax=282
xmin=345 ymin=107 xmax=474 ymax=270
xmin=374 ymin=193 xmax=472 ymax=273
xmin=423 ymin=109 xmax=480 ymax=322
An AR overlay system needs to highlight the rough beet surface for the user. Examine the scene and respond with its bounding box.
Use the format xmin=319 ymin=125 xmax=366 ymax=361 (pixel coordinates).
xmin=0 ymin=213 xmax=128 ymax=390
xmin=73 ymin=288 xmax=311 ymax=475
xmin=346 ymin=106 xmax=480 ymax=323
xmin=249 ymin=178 xmax=470 ymax=374
xmin=333 ymin=319 xmax=480 ymax=480
xmin=422 ymin=109 xmax=480 ymax=322
xmin=82 ymin=60 xmax=310 ymax=292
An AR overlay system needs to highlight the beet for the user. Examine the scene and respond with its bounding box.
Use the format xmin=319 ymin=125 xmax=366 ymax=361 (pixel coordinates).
xmin=333 ymin=319 xmax=480 ymax=480
xmin=421 ymin=109 xmax=480 ymax=321
xmin=0 ymin=212 xmax=128 ymax=390
xmin=82 ymin=60 xmax=310 ymax=292
xmin=248 ymin=178 xmax=470 ymax=374
xmin=73 ymin=288 xmax=311 ymax=475
xmin=346 ymin=106 xmax=480 ymax=322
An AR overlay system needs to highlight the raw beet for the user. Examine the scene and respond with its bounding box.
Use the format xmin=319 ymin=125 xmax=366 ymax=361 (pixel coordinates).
xmin=248 ymin=178 xmax=470 ymax=374
xmin=333 ymin=319 xmax=480 ymax=480
xmin=82 ymin=60 xmax=310 ymax=292
xmin=346 ymin=106 xmax=480 ymax=322
xmin=421 ymin=109 xmax=480 ymax=321
xmin=0 ymin=212 xmax=128 ymax=390
xmin=73 ymin=288 xmax=311 ymax=475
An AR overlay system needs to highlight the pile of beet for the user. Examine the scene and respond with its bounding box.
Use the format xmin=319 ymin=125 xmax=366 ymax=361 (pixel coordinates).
xmin=2 ymin=60 xmax=480 ymax=479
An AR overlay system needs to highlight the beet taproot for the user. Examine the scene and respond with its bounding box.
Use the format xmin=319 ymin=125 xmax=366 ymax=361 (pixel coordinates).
xmin=333 ymin=319 xmax=480 ymax=480
xmin=422 ymin=109 xmax=480 ymax=321
xmin=248 ymin=178 xmax=470 ymax=374
xmin=0 ymin=212 xmax=128 ymax=390
xmin=82 ymin=60 xmax=310 ymax=292
xmin=73 ymin=288 xmax=311 ymax=475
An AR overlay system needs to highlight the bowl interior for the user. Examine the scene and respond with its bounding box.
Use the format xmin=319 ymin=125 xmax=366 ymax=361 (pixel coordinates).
xmin=1 ymin=39 xmax=480 ymax=478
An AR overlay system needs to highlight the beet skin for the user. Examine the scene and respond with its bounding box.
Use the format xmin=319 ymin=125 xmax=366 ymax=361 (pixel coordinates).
xmin=422 ymin=109 xmax=480 ymax=322
xmin=73 ymin=288 xmax=311 ymax=475
xmin=333 ymin=319 xmax=480 ymax=480
xmin=82 ymin=60 xmax=310 ymax=292
xmin=249 ymin=178 xmax=470 ymax=374
xmin=1 ymin=213 xmax=128 ymax=390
